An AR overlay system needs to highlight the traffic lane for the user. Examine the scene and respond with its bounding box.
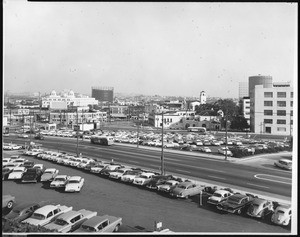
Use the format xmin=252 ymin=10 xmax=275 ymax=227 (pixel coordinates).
xmin=2 ymin=156 xmax=290 ymax=233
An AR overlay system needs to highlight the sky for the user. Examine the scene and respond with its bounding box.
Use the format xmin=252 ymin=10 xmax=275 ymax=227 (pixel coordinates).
xmin=3 ymin=1 xmax=298 ymax=98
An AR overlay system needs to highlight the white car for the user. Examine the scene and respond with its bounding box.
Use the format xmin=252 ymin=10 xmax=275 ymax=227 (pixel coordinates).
xmin=218 ymin=147 xmax=233 ymax=157
xmin=90 ymin=163 xmax=110 ymax=174
xmin=11 ymin=144 xmax=23 ymax=150
xmin=41 ymin=168 xmax=59 ymax=182
xmin=3 ymin=158 xmax=12 ymax=167
xmin=77 ymin=158 xmax=95 ymax=169
xmin=22 ymin=204 xmax=73 ymax=227
xmin=69 ymin=157 xmax=84 ymax=167
xmin=8 ymin=166 xmax=27 ymax=180
xmin=12 ymin=158 xmax=28 ymax=166
xmin=65 ymin=176 xmax=85 ymax=192
xmin=50 ymin=175 xmax=70 ymax=188
xmin=201 ymin=147 xmax=211 ymax=153
xmin=132 ymin=172 xmax=156 ymax=186
xmin=271 ymin=205 xmax=291 ymax=226
xmin=33 ymin=164 xmax=44 ymax=171
xmin=274 ymin=159 xmax=292 ymax=170
xmin=207 ymin=190 xmax=233 ymax=205
xmin=109 ymin=168 xmax=132 ymax=180
xmin=3 ymin=162 xmax=20 ymax=171
xmin=157 ymin=180 xmax=180 ymax=193
xmin=3 ymin=143 xmax=14 ymax=150
xmin=120 ymin=170 xmax=143 ymax=183
xmin=18 ymin=134 xmax=29 ymax=138
xmin=44 ymin=209 xmax=97 ymax=233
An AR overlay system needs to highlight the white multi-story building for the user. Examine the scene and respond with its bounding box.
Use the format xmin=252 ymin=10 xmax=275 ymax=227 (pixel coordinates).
xmin=42 ymin=90 xmax=98 ymax=109
xmin=251 ymin=83 xmax=293 ymax=135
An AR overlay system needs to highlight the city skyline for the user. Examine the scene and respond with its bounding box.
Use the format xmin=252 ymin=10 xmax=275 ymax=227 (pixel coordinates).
xmin=3 ymin=1 xmax=297 ymax=98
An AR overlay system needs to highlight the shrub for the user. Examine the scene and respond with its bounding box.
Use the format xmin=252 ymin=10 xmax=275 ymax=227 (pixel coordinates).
xmin=2 ymin=219 xmax=57 ymax=233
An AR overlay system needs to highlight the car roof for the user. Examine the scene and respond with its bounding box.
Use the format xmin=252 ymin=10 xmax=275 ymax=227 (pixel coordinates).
xmin=34 ymin=205 xmax=57 ymax=214
xmin=276 ymin=205 xmax=291 ymax=211
xmin=44 ymin=168 xmax=57 ymax=172
xmin=252 ymin=198 xmax=267 ymax=204
xmin=215 ymin=190 xmax=230 ymax=195
xmin=55 ymin=175 xmax=68 ymax=178
xmin=56 ymin=210 xmax=81 ymax=221
xmin=82 ymin=215 xmax=112 ymax=227
xmin=69 ymin=176 xmax=82 ymax=181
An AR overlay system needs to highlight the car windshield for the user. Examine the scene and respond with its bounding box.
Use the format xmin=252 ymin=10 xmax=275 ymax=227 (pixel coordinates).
xmin=126 ymin=171 xmax=137 ymax=175
xmin=165 ymin=181 xmax=174 ymax=186
xmin=139 ymin=175 xmax=148 ymax=179
xmin=54 ymin=218 xmax=69 ymax=226
xmin=14 ymin=170 xmax=23 ymax=173
xmin=81 ymin=225 xmax=96 ymax=232
xmin=277 ymin=210 xmax=285 ymax=214
xmin=32 ymin=213 xmax=45 ymax=220
xmin=44 ymin=171 xmax=54 ymax=174
xmin=68 ymin=180 xmax=79 ymax=184
xmin=54 ymin=178 xmax=66 ymax=181
xmin=213 ymin=193 xmax=222 ymax=198
xmin=177 ymin=184 xmax=188 ymax=189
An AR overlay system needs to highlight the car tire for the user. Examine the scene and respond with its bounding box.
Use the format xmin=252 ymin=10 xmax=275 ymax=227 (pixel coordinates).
xmin=237 ymin=209 xmax=241 ymax=215
xmin=113 ymin=224 xmax=120 ymax=232
xmin=7 ymin=201 xmax=13 ymax=209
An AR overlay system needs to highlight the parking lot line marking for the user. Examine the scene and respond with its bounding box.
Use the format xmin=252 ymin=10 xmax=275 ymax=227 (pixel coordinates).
xmin=175 ymin=169 xmax=191 ymax=174
xmin=207 ymin=175 xmax=226 ymax=180
xmin=246 ymin=183 xmax=270 ymax=189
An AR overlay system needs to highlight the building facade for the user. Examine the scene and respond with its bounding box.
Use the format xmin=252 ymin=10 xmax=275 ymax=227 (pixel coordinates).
xmin=91 ymin=87 xmax=114 ymax=103
xmin=242 ymin=96 xmax=250 ymax=125
xmin=239 ymin=82 xmax=249 ymax=98
xmin=200 ymin=91 xmax=206 ymax=104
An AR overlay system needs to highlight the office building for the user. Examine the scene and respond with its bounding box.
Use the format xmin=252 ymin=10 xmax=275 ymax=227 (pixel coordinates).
xmin=92 ymin=87 xmax=114 ymax=103
xmin=239 ymin=82 xmax=249 ymax=98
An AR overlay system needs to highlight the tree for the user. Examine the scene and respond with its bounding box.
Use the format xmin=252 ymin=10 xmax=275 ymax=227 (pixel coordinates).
xmin=230 ymin=115 xmax=250 ymax=131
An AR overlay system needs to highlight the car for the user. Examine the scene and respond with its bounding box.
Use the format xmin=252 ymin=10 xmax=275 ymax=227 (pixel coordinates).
xmin=33 ymin=163 xmax=45 ymax=172
xmin=146 ymin=175 xmax=174 ymax=189
xmin=3 ymin=143 xmax=14 ymax=150
xmin=3 ymin=162 xmax=20 ymax=171
xmin=22 ymin=204 xmax=73 ymax=227
xmin=132 ymin=172 xmax=156 ymax=186
xmin=44 ymin=209 xmax=97 ymax=233
xmin=217 ymin=193 xmax=254 ymax=214
xmin=2 ymin=168 xmax=13 ymax=180
xmin=99 ymin=164 xmax=124 ymax=177
xmin=170 ymin=181 xmax=203 ymax=199
xmin=23 ymin=161 xmax=35 ymax=169
xmin=108 ymin=168 xmax=132 ymax=180
xmin=207 ymin=189 xmax=233 ymax=206
xmin=7 ymin=166 xmax=27 ymax=180
xmin=3 ymin=158 xmax=12 ymax=167
xmin=24 ymin=149 xmax=44 ymax=156
xmin=120 ymin=169 xmax=143 ymax=183
xmin=3 ymin=133 xmax=9 ymax=137
xmin=3 ymin=201 xmax=50 ymax=222
xmin=69 ymin=157 xmax=84 ymax=167
xmin=34 ymin=134 xmax=45 ymax=140
xmin=11 ymin=144 xmax=23 ymax=150
xmin=200 ymin=147 xmax=212 ymax=153
xmin=2 ymin=195 xmax=15 ymax=209
xmin=22 ymin=168 xmax=44 ymax=183
xmin=41 ymin=168 xmax=59 ymax=182
xmin=246 ymin=198 xmax=274 ymax=219
xmin=12 ymin=158 xmax=28 ymax=166
xmin=157 ymin=180 xmax=180 ymax=193
xmin=74 ymin=215 xmax=122 ymax=233
xmin=77 ymin=158 xmax=96 ymax=169
xmin=50 ymin=175 xmax=70 ymax=188
xmin=274 ymin=159 xmax=292 ymax=170
xmin=65 ymin=176 xmax=85 ymax=192
xmin=271 ymin=205 xmax=291 ymax=226
xmin=90 ymin=162 xmax=110 ymax=174
xmin=18 ymin=134 xmax=29 ymax=138
xmin=211 ymin=140 xmax=221 ymax=146
xmin=218 ymin=147 xmax=233 ymax=157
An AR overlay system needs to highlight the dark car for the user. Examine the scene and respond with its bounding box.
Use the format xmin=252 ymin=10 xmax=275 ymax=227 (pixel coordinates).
xmin=2 ymin=168 xmax=13 ymax=181
xmin=217 ymin=193 xmax=254 ymax=214
xmin=99 ymin=164 xmax=124 ymax=177
xmin=21 ymin=168 xmax=43 ymax=183
xmin=3 ymin=201 xmax=49 ymax=222
xmin=146 ymin=175 xmax=174 ymax=189
xmin=23 ymin=161 xmax=35 ymax=169
xmin=34 ymin=134 xmax=44 ymax=140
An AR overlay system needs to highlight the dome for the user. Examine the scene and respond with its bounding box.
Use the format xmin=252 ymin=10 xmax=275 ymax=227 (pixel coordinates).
xmin=50 ymin=90 xmax=56 ymax=96
xmin=68 ymin=90 xmax=75 ymax=96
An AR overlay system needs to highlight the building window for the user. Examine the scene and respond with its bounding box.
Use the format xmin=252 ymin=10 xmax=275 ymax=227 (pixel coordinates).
xmin=290 ymin=101 xmax=293 ymax=107
xmin=277 ymin=127 xmax=286 ymax=132
xmin=245 ymin=106 xmax=250 ymax=109
xmin=264 ymin=92 xmax=273 ymax=98
xmin=277 ymin=119 xmax=286 ymax=124
xmin=264 ymin=110 xmax=273 ymax=116
xmin=264 ymin=101 xmax=273 ymax=107
xmin=291 ymin=92 xmax=293 ymax=98
xmin=277 ymin=110 xmax=286 ymax=116
xmin=291 ymin=120 xmax=293 ymax=125
xmin=277 ymin=101 xmax=286 ymax=107
xmin=277 ymin=92 xmax=286 ymax=98
xmin=290 ymin=110 xmax=293 ymax=116
xmin=264 ymin=119 xmax=273 ymax=124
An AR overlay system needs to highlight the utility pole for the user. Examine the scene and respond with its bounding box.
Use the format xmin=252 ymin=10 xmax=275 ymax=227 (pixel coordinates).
xmin=29 ymin=111 xmax=32 ymax=144
xmin=161 ymin=111 xmax=165 ymax=175
xmin=82 ymin=109 xmax=84 ymax=141
xmin=76 ymin=110 xmax=79 ymax=157
xmin=225 ymin=109 xmax=228 ymax=161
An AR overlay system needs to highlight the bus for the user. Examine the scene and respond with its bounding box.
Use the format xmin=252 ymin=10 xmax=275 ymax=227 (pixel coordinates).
xmin=90 ymin=135 xmax=114 ymax=146
xmin=187 ymin=127 xmax=206 ymax=134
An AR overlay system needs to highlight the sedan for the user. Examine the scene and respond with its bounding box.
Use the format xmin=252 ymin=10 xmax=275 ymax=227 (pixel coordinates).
xmin=108 ymin=168 xmax=132 ymax=180
xmin=8 ymin=166 xmax=27 ymax=180
xmin=2 ymin=168 xmax=13 ymax=180
xmin=218 ymin=147 xmax=233 ymax=157
xmin=146 ymin=175 xmax=174 ymax=189
xmin=3 ymin=194 xmax=15 ymax=209
xmin=157 ymin=180 xmax=180 ymax=193
xmin=170 ymin=181 xmax=203 ymax=199
xmin=201 ymin=147 xmax=212 ymax=153
xmin=18 ymin=134 xmax=29 ymax=138
xmin=246 ymin=198 xmax=274 ymax=219
xmin=132 ymin=172 xmax=156 ymax=186
xmin=271 ymin=205 xmax=291 ymax=226
xmin=41 ymin=168 xmax=59 ymax=182
xmin=274 ymin=159 xmax=292 ymax=170
xmin=65 ymin=176 xmax=85 ymax=193
xmin=50 ymin=175 xmax=70 ymax=189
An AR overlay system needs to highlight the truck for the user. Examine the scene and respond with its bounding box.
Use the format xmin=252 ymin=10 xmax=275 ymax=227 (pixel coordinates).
xmin=217 ymin=193 xmax=254 ymax=214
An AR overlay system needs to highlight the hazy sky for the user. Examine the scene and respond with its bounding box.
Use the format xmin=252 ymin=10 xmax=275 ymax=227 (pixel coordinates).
xmin=3 ymin=1 xmax=297 ymax=98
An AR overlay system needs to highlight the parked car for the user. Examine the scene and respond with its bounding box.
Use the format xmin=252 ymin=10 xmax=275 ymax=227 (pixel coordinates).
xmin=99 ymin=164 xmax=124 ymax=177
xmin=2 ymin=168 xmax=13 ymax=180
xmin=132 ymin=172 xmax=156 ymax=186
xmin=120 ymin=169 xmax=143 ymax=183
xmin=3 ymin=143 xmax=14 ymax=150
xmin=201 ymin=147 xmax=212 ymax=153
xmin=41 ymin=168 xmax=59 ymax=182
xmin=23 ymin=161 xmax=35 ymax=169
xmin=146 ymin=175 xmax=174 ymax=189
xmin=274 ymin=159 xmax=292 ymax=170
xmin=271 ymin=205 xmax=291 ymax=226
xmin=90 ymin=163 xmax=110 ymax=174
xmin=34 ymin=134 xmax=45 ymax=140
xmin=50 ymin=175 xmax=70 ymax=189
xmin=22 ymin=168 xmax=44 ymax=183
xmin=10 ymin=144 xmax=23 ymax=150
xmin=12 ymin=158 xmax=27 ymax=166
xmin=3 ymin=158 xmax=12 ymax=167
xmin=33 ymin=164 xmax=45 ymax=172
xmin=8 ymin=166 xmax=27 ymax=180
xmin=2 ymin=194 xmax=15 ymax=209
xmin=170 ymin=181 xmax=203 ymax=199
xmin=3 ymin=162 xmax=20 ymax=171
xmin=157 ymin=180 xmax=180 ymax=193
xmin=44 ymin=209 xmax=97 ymax=233
xmin=18 ymin=134 xmax=29 ymax=138
xmin=3 ymin=201 xmax=50 ymax=222
xmin=74 ymin=215 xmax=122 ymax=233
xmin=207 ymin=189 xmax=233 ymax=206
xmin=108 ymin=168 xmax=132 ymax=180
xmin=217 ymin=193 xmax=254 ymax=214
xmin=65 ymin=176 xmax=85 ymax=193
xmin=218 ymin=147 xmax=233 ymax=157
xmin=22 ymin=204 xmax=73 ymax=226
xmin=246 ymin=198 xmax=274 ymax=219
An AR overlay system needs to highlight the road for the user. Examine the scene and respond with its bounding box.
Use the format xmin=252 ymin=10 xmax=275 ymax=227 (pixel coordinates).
xmin=4 ymin=135 xmax=292 ymax=199
xmin=2 ymin=150 xmax=292 ymax=233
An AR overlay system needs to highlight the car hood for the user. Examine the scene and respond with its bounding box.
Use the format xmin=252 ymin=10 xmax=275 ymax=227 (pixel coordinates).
xmin=4 ymin=211 xmax=20 ymax=220
xmin=44 ymin=222 xmax=65 ymax=231
xmin=209 ymin=196 xmax=222 ymax=202
xmin=23 ymin=217 xmax=45 ymax=226
xmin=65 ymin=183 xmax=79 ymax=190
xmin=8 ymin=173 xmax=23 ymax=178
xmin=41 ymin=174 xmax=53 ymax=180
xmin=51 ymin=181 xmax=65 ymax=186
xmin=23 ymin=173 xmax=37 ymax=179
xmin=157 ymin=184 xmax=171 ymax=190
xmin=171 ymin=188 xmax=185 ymax=195
xmin=122 ymin=175 xmax=135 ymax=179
xmin=220 ymin=202 xmax=240 ymax=209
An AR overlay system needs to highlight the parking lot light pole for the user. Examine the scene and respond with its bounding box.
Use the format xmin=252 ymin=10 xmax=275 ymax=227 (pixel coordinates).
xmin=137 ymin=121 xmax=140 ymax=148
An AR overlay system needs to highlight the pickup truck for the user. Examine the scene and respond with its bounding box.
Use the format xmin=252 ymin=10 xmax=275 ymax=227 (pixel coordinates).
xmin=44 ymin=209 xmax=97 ymax=233
xmin=74 ymin=215 xmax=122 ymax=233
xmin=217 ymin=193 xmax=254 ymax=214
xmin=22 ymin=204 xmax=73 ymax=226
